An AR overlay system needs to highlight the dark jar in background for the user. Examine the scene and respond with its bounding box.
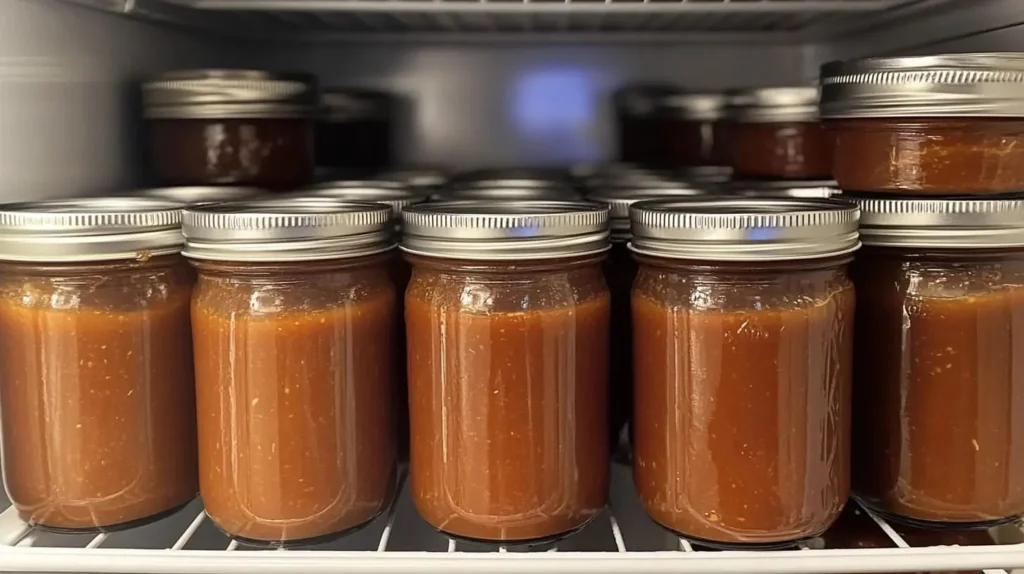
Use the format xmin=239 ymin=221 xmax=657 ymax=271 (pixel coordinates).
xmin=729 ymin=87 xmax=832 ymax=180
xmin=401 ymin=200 xmax=611 ymax=543
xmin=585 ymin=181 xmax=709 ymax=455
xmin=614 ymin=85 xmax=680 ymax=168
xmin=849 ymin=196 xmax=1024 ymax=528
xmin=143 ymin=69 xmax=317 ymax=191
xmin=660 ymin=92 xmax=730 ymax=169
xmin=0 ymin=198 xmax=197 ymax=532
xmin=629 ymin=197 xmax=858 ymax=548
xmin=821 ymin=53 xmax=1024 ymax=195
xmin=183 ymin=199 xmax=399 ymax=546
xmin=317 ymin=89 xmax=396 ymax=173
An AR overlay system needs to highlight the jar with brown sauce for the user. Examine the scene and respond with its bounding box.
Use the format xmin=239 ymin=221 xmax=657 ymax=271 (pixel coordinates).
xmin=585 ymin=182 xmax=709 ymax=454
xmin=661 ymin=93 xmax=730 ymax=169
xmin=821 ymin=54 xmax=1024 ymax=195
xmin=614 ymin=85 xmax=681 ymax=167
xmin=629 ymin=197 xmax=859 ymax=548
xmin=182 ymin=199 xmax=399 ymax=546
xmin=317 ymin=89 xmax=396 ymax=173
xmin=401 ymin=200 xmax=612 ymax=543
xmin=729 ymin=87 xmax=832 ymax=180
xmin=0 ymin=198 xmax=197 ymax=532
xmin=849 ymin=196 xmax=1024 ymax=528
xmin=143 ymin=69 xmax=318 ymax=191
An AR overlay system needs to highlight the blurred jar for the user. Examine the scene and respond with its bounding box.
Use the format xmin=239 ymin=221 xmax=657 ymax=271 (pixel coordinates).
xmin=0 ymin=198 xmax=197 ymax=532
xmin=317 ymin=89 xmax=396 ymax=173
xmin=729 ymin=87 xmax=831 ymax=180
xmin=144 ymin=69 xmax=318 ymax=191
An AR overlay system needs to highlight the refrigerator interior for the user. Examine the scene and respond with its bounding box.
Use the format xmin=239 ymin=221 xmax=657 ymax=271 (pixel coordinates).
xmin=3 ymin=0 xmax=1024 ymax=572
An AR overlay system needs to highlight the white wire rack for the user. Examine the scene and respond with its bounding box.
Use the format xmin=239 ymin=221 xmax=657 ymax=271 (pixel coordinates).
xmin=3 ymin=464 xmax=1024 ymax=574
xmin=60 ymin=0 xmax=959 ymax=39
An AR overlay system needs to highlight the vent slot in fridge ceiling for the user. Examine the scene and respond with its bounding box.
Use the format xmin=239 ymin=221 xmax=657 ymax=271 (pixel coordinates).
xmin=62 ymin=0 xmax=958 ymax=39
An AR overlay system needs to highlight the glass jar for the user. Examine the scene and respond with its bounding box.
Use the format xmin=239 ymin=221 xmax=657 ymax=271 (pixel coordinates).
xmin=317 ymin=89 xmax=396 ymax=172
xmin=401 ymin=200 xmax=611 ymax=543
xmin=183 ymin=199 xmax=399 ymax=546
xmin=143 ymin=69 xmax=318 ymax=191
xmin=0 ymin=198 xmax=197 ymax=532
xmin=849 ymin=196 xmax=1024 ymax=528
xmin=729 ymin=87 xmax=831 ymax=180
xmin=615 ymin=85 xmax=681 ymax=167
xmin=661 ymin=93 xmax=730 ymax=168
xmin=629 ymin=197 xmax=859 ymax=548
xmin=585 ymin=182 xmax=709 ymax=453
xmin=134 ymin=186 xmax=265 ymax=206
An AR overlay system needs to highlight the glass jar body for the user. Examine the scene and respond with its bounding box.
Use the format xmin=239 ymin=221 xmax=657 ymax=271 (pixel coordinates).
xmin=852 ymin=246 xmax=1024 ymax=527
xmin=664 ymin=118 xmax=730 ymax=168
xmin=829 ymin=118 xmax=1024 ymax=194
xmin=315 ymin=117 xmax=394 ymax=172
xmin=190 ymin=255 xmax=399 ymax=545
xmin=632 ymin=255 xmax=854 ymax=546
xmin=405 ymin=254 xmax=611 ymax=542
xmin=148 ymin=118 xmax=314 ymax=191
xmin=730 ymin=121 xmax=833 ymax=180
xmin=0 ymin=256 xmax=197 ymax=531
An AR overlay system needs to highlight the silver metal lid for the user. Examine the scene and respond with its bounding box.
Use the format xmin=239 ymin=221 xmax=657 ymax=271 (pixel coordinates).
xmin=663 ymin=93 xmax=728 ymax=121
xmin=587 ymin=183 xmax=709 ymax=239
xmin=134 ymin=186 xmax=265 ymax=206
xmin=729 ymin=86 xmax=820 ymax=123
xmin=321 ymin=89 xmax=394 ymax=122
xmin=143 ymin=69 xmax=318 ymax=119
xmin=295 ymin=181 xmax=424 ymax=217
xmin=820 ymin=53 xmax=1024 ymax=119
xmin=430 ymin=186 xmax=583 ymax=202
xmin=851 ymin=196 xmax=1024 ymax=248
xmin=0 ymin=197 xmax=184 ymax=262
xmin=730 ymin=180 xmax=840 ymax=199
xmin=182 ymin=199 xmax=394 ymax=262
xmin=679 ymin=165 xmax=733 ymax=184
xmin=629 ymin=197 xmax=860 ymax=261
xmin=401 ymin=200 xmax=610 ymax=260
xmin=375 ymin=167 xmax=448 ymax=190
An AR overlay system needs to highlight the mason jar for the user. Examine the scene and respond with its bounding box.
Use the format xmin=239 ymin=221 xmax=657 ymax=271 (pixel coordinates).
xmin=849 ymin=196 xmax=1024 ymax=528
xmin=0 ymin=198 xmax=197 ymax=532
xmin=401 ymin=200 xmax=611 ymax=543
xmin=629 ymin=197 xmax=859 ymax=548
xmin=183 ymin=199 xmax=399 ymax=546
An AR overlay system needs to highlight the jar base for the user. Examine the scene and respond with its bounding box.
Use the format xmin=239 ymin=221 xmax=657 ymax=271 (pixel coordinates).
xmin=651 ymin=519 xmax=811 ymax=550
xmin=435 ymin=513 xmax=599 ymax=548
xmin=855 ymin=500 xmax=1021 ymax=531
xmin=28 ymin=497 xmax=196 ymax=535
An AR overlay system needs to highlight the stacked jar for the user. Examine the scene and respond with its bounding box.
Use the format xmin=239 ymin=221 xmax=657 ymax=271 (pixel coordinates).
xmin=143 ymin=70 xmax=319 ymax=191
xmin=820 ymin=52 xmax=1024 ymax=529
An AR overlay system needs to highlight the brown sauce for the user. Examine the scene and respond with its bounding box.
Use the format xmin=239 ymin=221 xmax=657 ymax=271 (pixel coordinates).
xmin=852 ymin=247 xmax=1024 ymax=525
xmin=632 ymin=257 xmax=853 ymax=546
xmin=830 ymin=119 xmax=1024 ymax=194
xmin=405 ymin=256 xmax=610 ymax=542
xmin=192 ymin=258 xmax=397 ymax=544
xmin=730 ymin=121 xmax=833 ymax=180
xmin=0 ymin=257 xmax=197 ymax=530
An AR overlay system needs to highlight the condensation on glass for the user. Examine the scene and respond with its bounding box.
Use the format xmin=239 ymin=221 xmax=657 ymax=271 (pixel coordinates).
xmin=143 ymin=69 xmax=318 ymax=191
xmin=728 ymin=87 xmax=831 ymax=180
xmin=628 ymin=197 xmax=859 ymax=548
xmin=821 ymin=53 xmax=1024 ymax=195
xmin=182 ymin=199 xmax=399 ymax=546
xmin=849 ymin=196 xmax=1024 ymax=528
xmin=401 ymin=199 xmax=612 ymax=543
xmin=0 ymin=198 xmax=197 ymax=532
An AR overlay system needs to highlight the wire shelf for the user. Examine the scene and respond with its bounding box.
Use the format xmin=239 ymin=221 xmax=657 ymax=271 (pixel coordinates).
xmin=62 ymin=0 xmax=957 ymax=39
xmin=3 ymin=464 xmax=1024 ymax=573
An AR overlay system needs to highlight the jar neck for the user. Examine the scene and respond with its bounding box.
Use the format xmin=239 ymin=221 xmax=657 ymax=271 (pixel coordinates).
xmin=0 ymin=254 xmax=186 ymax=277
xmin=190 ymin=251 xmax=395 ymax=278
xmin=403 ymin=252 xmax=607 ymax=276
xmin=634 ymin=253 xmax=851 ymax=276
xmin=860 ymin=244 xmax=1024 ymax=263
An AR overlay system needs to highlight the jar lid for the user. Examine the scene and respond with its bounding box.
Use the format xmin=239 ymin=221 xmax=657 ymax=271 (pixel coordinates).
xmin=629 ymin=197 xmax=860 ymax=261
xmin=430 ymin=186 xmax=583 ymax=202
xmin=297 ymin=181 xmax=424 ymax=217
xmin=322 ymin=89 xmax=394 ymax=121
xmin=679 ymin=165 xmax=733 ymax=184
xmin=729 ymin=86 xmax=820 ymax=123
xmin=0 ymin=197 xmax=184 ymax=262
xmin=401 ymin=200 xmax=610 ymax=260
xmin=820 ymin=53 xmax=1024 ymax=118
xmin=587 ymin=183 xmax=709 ymax=239
xmin=851 ymin=196 xmax=1024 ymax=248
xmin=663 ymin=93 xmax=728 ymax=121
xmin=133 ymin=186 xmax=265 ymax=206
xmin=375 ymin=167 xmax=449 ymax=190
xmin=182 ymin=199 xmax=394 ymax=262
xmin=730 ymin=180 xmax=840 ymax=199
xmin=143 ymin=69 xmax=318 ymax=119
